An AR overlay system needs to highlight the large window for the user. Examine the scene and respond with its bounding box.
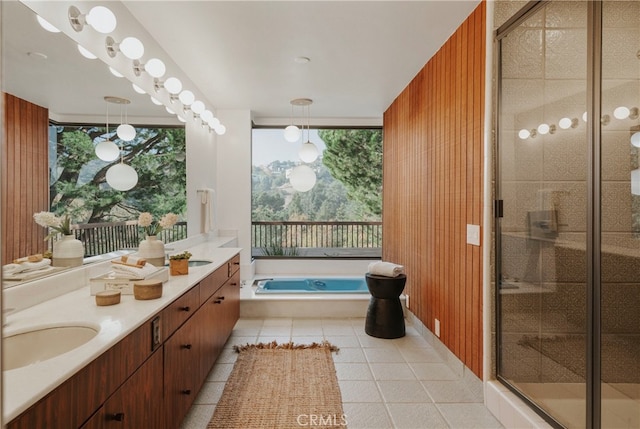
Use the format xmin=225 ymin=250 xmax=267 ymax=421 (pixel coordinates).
xmin=251 ymin=128 xmax=382 ymax=258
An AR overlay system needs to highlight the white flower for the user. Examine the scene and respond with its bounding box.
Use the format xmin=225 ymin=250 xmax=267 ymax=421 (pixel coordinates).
xmin=33 ymin=211 xmax=61 ymax=228
xmin=138 ymin=212 xmax=153 ymax=227
xmin=159 ymin=213 xmax=178 ymax=229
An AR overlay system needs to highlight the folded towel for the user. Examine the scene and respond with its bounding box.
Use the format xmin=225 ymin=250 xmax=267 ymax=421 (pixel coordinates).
xmin=3 ymin=259 xmax=52 ymax=275
xmin=368 ymin=261 xmax=405 ymax=277
xmin=120 ymin=255 xmax=147 ymax=266
xmin=110 ymin=262 xmax=159 ymax=279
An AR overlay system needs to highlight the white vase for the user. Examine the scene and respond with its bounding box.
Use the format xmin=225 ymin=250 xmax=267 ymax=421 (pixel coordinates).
xmin=138 ymin=235 xmax=166 ymax=267
xmin=52 ymin=234 xmax=84 ymax=267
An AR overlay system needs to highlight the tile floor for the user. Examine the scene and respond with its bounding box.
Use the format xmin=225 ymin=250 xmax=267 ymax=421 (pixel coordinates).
xmin=180 ymin=317 xmax=504 ymax=429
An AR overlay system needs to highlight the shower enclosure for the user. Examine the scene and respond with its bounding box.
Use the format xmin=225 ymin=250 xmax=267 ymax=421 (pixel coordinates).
xmin=495 ymin=1 xmax=640 ymax=427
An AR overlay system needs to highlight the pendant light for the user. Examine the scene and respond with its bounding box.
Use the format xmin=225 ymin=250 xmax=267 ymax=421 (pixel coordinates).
xmin=284 ymin=101 xmax=301 ymax=143
xmin=298 ymin=101 xmax=319 ymax=163
xmin=114 ymin=98 xmax=136 ymax=142
xmin=95 ymin=98 xmax=119 ymax=162
xmin=104 ymin=97 xmax=138 ymax=191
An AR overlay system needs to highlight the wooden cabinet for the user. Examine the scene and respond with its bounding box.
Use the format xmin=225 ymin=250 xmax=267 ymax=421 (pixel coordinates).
xmin=8 ymin=253 xmax=241 ymax=429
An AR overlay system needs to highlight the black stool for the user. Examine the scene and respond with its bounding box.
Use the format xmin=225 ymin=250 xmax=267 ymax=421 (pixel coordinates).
xmin=364 ymin=273 xmax=406 ymax=339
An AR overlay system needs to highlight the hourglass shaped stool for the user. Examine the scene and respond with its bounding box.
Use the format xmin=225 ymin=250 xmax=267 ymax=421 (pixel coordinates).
xmin=364 ymin=273 xmax=406 ymax=339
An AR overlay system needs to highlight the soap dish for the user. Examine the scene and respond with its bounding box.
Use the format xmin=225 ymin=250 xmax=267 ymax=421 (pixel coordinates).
xmin=96 ymin=290 xmax=121 ymax=306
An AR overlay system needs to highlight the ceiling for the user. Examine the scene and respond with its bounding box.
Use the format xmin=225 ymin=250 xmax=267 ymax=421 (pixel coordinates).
xmin=3 ymin=1 xmax=480 ymax=125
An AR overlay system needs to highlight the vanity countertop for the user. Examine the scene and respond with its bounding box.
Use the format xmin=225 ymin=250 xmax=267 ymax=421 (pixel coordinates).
xmin=2 ymin=241 xmax=241 ymax=423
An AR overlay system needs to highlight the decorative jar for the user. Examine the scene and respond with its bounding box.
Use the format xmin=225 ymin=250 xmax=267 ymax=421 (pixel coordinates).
xmin=52 ymin=234 xmax=84 ymax=267
xmin=138 ymin=235 xmax=165 ymax=267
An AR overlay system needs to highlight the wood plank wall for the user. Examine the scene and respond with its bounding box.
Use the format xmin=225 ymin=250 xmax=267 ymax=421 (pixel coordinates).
xmin=382 ymin=3 xmax=485 ymax=378
xmin=2 ymin=93 xmax=50 ymax=265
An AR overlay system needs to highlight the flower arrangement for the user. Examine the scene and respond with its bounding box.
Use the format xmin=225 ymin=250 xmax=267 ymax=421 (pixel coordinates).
xmin=137 ymin=212 xmax=178 ymax=237
xmin=169 ymin=251 xmax=192 ymax=260
xmin=33 ymin=211 xmax=74 ymax=240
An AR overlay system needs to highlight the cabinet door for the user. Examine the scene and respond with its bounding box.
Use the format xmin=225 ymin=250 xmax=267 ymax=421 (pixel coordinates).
xmin=164 ymin=315 xmax=201 ymax=429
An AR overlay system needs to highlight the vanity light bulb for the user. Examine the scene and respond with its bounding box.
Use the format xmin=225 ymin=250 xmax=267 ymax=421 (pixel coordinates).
xmin=117 ymin=124 xmax=136 ymax=142
xmin=36 ymin=15 xmax=61 ymax=33
xmin=214 ymin=124 xmax=226 ymax=135
xmin=95 ymin=140 xmax=120 ymax=162
xmin=150 ymin=96 xmax=163 ymax=106
xmin=201 ymin=110 xmax=214 ymax=123
xmin=109 ymin=67 xmax=124 ymax=78
xmin=299 ymin=142 xmax=319 ymax=163
xmin=518 ymin=129 xmax=531 ymax=140
xmin=164 ymin=77 xmax=182 ymax=95
xmin=631 ymin=132 xmax=640 ymax=148
xmin=119 ymin=37 xmax=144 ymax=60
xmin=537 ymin=123 xmax=550 ymax=135
xmin=166 ymin=106 xmax=175 ymax=115
xmin=177 ymin=116 xmax=187 ymax=123
xmin=132 ymin=83 xmax=146 ymax=94
xmin=613 ymin=106 xmax=631 ymax=120
xmin=209 ymin=117 xmax=221 ymax=127
xmin=178 ymin=90 xmax=195 ymax=106
xmin=191 ymin=100 xmax=205 ymax=114
xmin=144 ymin=58 xmax=166 ymax=78
xmin=558 ymin=117 xmax=573 ymax=129
xmin=77 ymin=44 xmax=97 ymax=59
xmin=582 ymin=112 xmax=588 ymax=122
xmin=106 ymin=163 xmax=138 ymax=191
xmin=284 ymin=125 xmax=302 ymax=142
xmin=86 ymin=6 xmax=117 ymax=34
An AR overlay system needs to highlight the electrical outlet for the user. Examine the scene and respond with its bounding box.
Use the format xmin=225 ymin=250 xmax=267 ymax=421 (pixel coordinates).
xmin=466 ymin=224 xmax=480 ymax=246
xmin=435 ymin=318 xmax=441 ymax=337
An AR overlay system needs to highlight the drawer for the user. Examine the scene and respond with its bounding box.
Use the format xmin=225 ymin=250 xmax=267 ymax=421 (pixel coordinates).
xmin=162 ymin=283 xmax=200 ymax=337
xmin=199 ymin=265 xmax=228 ymax=305
xmin=227 ymin=254 xmax=240 ymax=277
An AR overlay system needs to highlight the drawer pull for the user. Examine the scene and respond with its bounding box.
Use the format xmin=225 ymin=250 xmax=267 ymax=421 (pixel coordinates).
xmin=182 ymin=344 xmax=192 ymax=349
xmin=181 ymin=389 xmax=192 ymax=395
xmin=180 ymin=306 xmax=191 ymax=312
xmin=233 ymin=261 xmax=240 ymax=265
xmin=214 ymin=300 xmax=222 ymax=304
xmin=230 ymin=282 xmax=238 ymax=286
xmin=110 ymin=412 xmax=125 ymax=422
xmin=217 ymin=296 xmax=225 ymax=300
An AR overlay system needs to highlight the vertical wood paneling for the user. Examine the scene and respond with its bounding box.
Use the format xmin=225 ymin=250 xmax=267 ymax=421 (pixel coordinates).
xmin=382 ymin=3 xmax=485 ymax=378
xmin=2 ymin=93 xmax=49 ymax=265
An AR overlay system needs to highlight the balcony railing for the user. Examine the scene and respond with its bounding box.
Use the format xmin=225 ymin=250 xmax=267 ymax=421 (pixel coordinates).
xmin=252 ymin=221 xmax=382 ymax=258
xmin=55 ymin=221 xmax=188 ymax=257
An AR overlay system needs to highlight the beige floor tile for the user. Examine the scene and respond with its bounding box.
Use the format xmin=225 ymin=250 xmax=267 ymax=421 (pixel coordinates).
xmin=339 ymin=380 xmax=385 ymax=402
xmin=335 ymin=363 xmax=375 ymax=380
xmin=387 ymin=403 xmax=450 ymax=428
xmin=370 ymin=363 xmax=418 ymax=381
xmin=343 ymin=403 xmax=394 ymax=429
xmin=377 ymin=380 xmax=431 ymax=403
xmin=365 ymin=347 xmax=406 ymax=363
xmin=179 ymin=404 xmax=216 ymax=429
xmin=193 ymin=382 xmax=226 ymax=405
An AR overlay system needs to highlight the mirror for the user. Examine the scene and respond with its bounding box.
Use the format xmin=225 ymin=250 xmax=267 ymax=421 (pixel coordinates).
xmin=1 ymin=2 xmax=179 ymax=288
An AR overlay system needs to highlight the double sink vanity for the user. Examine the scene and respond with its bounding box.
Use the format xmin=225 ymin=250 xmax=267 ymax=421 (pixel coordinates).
xmin=3 ymin=239 xmax=241 ymax=428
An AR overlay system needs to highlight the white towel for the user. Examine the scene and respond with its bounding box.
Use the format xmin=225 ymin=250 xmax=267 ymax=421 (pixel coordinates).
xmin=199 ymin=188 xmax=215 ymax=233
xmin=2 ymin=259 xmax=52 ymax=275
xmin=368 ymin=261 xmax=405 ymax=277
xmin=111 ymin=262 xmax=159 ymax=279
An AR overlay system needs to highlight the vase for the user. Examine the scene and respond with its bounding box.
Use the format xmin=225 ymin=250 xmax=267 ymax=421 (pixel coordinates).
xmin=52 ymin=234 xmax=84 ymax=267
xmin=138 ymin=235 xmax=166 ymax=268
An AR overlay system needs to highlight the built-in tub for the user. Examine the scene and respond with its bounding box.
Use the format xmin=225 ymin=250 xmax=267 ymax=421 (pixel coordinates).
xmin=255 ymin=277 xmax=369 ymax=294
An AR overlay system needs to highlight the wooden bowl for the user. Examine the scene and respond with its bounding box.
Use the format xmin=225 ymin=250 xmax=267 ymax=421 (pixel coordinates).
xmin=133 ymin=279 xmax=163 ymax=300
xmin=95 ymin=290 xmax=121 ymax=306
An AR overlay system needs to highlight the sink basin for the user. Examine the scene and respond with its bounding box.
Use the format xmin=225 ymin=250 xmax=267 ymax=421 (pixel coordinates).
xmin=165 ymin=259 xmax=212 ymax=267
xmin=3 ymin=325 xmax=99 ymax=371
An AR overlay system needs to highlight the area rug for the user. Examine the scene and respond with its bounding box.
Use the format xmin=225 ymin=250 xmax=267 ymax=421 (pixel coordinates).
xmin=207 ymin=341 xmax=346 ymax=429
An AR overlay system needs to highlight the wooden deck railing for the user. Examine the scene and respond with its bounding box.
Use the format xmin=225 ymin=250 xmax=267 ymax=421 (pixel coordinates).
xmin=251 ymin=221 xmax=382 ymax=257
xmin=55 ymin=221 xmax=188 ymax=257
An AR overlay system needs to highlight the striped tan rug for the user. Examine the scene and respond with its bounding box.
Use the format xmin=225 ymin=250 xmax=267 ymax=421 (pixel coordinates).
xmin=208 ymin=341 xmax=346 ymax=429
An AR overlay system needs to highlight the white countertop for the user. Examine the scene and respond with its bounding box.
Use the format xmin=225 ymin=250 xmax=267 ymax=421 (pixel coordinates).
xmin=2 ymin=242 xmax=240 ymax=423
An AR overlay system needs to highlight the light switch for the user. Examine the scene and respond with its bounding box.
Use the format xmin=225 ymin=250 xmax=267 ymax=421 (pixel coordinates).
xmin=466 ymin=224 xmax=480 ymax=246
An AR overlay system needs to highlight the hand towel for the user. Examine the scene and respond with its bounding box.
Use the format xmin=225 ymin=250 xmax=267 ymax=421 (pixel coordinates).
xmin=199 ymin=188 xmax=215 ymax=233
xmin=110 ymin=262 xmax=159 ymax=279
xmin=3 ymin=259 xmax=52 ymax=275
xmin=368 ymin=261 xmax=405 ymax=277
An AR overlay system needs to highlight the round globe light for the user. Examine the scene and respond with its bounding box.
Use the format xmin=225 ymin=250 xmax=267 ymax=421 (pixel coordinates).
xmin=537 ymin=123 xmax=550 ymax=135
xmin=191 ymin=100 xmax=205 ymax=114
xmin=558 ymin=117 xmax=573 ymax=129
xmin=632 ymin=169 xmax=640 ymax=196
xmin=631 ymin=132 xmax=640 ymax=148
xmin=284 ymin=125 xmax=301 ymax=142
xmin=150 ymin=96 xmax=163 ymax=106
xmin=86 ymin=6 xmax=117 ymax=34
xmin=95 ymin=140 xmax=120 ymax=161
xmin=164 ymin=77 xmax=182 ymax=95
xmin=209 ymin=117 xmax=221 ymax=127
xmin=299 ymin=141 xmax=319 ymax=163
xmin=613 ymin=106 xmax=631 ymax=120
xmin=290 ymin=165 xmax=316 ymax=192
xmin=77 ymin=44 xmax=97 ymax=59
xmin=116 ymin=124 xmax=136 ymax=141
xmin=36 ymin=15 xmax=60 ymax=33
xmin=106 ymin=163 xmax=138 ymax=191
xmin=582 ymin=111 xmax=588 ymax=122
xmin=201 ymin=110 xmax=214 ymax=123
xmin=179 ymin=90 xmax=195 ymax=106
xmin=145 ymin=58 xmax=166 ymax=78
xmin=214 ymin=124 xmax=226 ymax=135
xmin=518 ymin=129 xmax=530 ymax=140
xmin=132 ymin=83 xmax=146 ymax=94
xmin=109 ymin=67 xmax=123 ymax=78
xmin=119 ymin=37 xmax=144 ymax=60
xmin=177 ymin=116 xmax=187 ymax=123
xmin=166 ymin=106 xmax=175 ymax=115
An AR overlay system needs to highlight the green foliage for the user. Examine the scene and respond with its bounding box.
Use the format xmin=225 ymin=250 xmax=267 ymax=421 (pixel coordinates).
xmin=261 ymin=241 xmax=299 ymax=256
xmin=319 ymin=129 xmax=383 ymax=216
xmin=49 ymin=125 xmax=186 ymax=224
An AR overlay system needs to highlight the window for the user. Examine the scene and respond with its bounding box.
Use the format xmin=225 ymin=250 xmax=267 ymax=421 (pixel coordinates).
xmin=251 ymin=127 xmax=382 ymax=258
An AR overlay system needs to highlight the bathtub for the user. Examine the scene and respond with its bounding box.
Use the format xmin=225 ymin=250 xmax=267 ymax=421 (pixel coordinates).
xmin=255 ymin=277 xmax=369 ymax=294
